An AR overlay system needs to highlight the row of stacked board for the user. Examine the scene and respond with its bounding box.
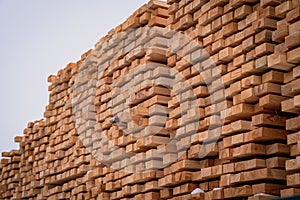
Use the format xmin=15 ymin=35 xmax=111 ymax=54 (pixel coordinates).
xmin=1 ymin=0 xmax=300 ymax=199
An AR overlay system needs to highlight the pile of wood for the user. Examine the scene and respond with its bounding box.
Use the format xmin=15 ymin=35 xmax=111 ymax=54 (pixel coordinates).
xmin=1 ymin=0 xmax=300 ymax=199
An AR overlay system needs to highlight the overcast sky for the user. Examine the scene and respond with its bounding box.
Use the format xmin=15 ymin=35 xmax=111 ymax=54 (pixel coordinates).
xmin=0 ymin=0 xmax=149 ymax=156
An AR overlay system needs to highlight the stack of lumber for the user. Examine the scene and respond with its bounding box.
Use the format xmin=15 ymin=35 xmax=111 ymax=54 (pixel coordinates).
xmin=0 ymin=148 xmax=21 ymax=199
xmin=162 ymin=0 xmax=300 ymax=199
xmin=277 ymin=0 xmax=300 ymax=197
xmin=74 ymin=2 xmax=171 ymax=199
xmin=1 ymin=0 xmax=300 ymax=199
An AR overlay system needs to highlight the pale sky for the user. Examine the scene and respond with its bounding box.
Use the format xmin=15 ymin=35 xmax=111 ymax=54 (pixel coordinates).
xmin=0 ymin=0 xmax=149 ymax=156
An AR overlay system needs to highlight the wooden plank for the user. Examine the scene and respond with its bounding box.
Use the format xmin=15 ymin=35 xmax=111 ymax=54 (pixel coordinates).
xmin=287 ymin=46 xmax=300 ymax=64
xmin=287 ymin=173 xmax=300 ymax=187
xmin=252 ymin=113 xmax=287 ymax=128
xmin=232 ymin=143 xmax=266 ymax=158
xmin=286 ymin=116 xmax=300 ymax=131
xmin=281 ymin=188 xmax=300 ymax=197
xmin=268 ymin=52 xmax=294 ymax=71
